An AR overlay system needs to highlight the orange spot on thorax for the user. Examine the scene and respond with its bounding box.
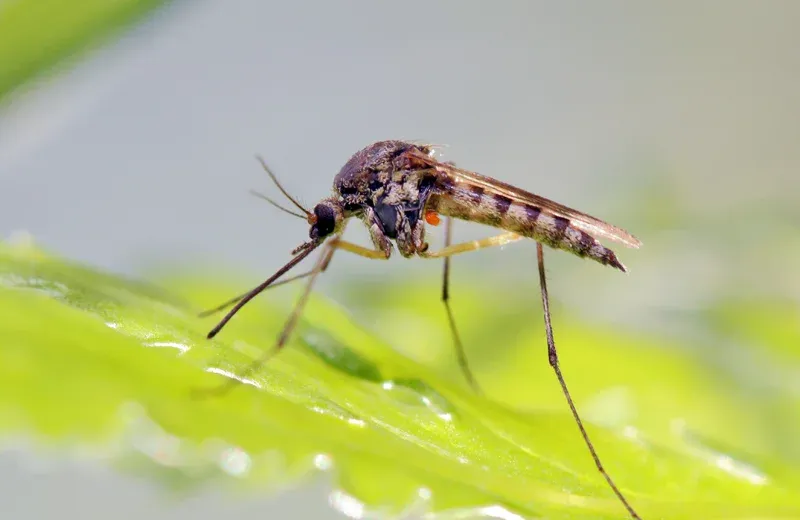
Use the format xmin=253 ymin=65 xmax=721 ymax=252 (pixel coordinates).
xmin=425 ymin=210 xmax=441 ymax=226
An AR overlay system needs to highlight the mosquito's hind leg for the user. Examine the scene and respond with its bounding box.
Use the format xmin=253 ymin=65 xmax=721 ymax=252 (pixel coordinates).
xmin=420 ymin=231 xmax=524 ymax=259
xmin=418 ymin=229 xmax=523 ymax=393
xmin=439 ymin=217 xmax=482 ymax=393
xmin=536 ymin=243 xmax=641 ymax=518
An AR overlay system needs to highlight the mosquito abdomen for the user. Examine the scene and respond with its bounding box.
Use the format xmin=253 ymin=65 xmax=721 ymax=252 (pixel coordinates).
xmin=430 ymin=183 xmax=626 ymax=271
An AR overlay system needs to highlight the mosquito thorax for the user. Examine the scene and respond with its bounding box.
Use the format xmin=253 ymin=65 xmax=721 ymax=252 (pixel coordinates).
xmin=309 ymin=199 xmax=344 ymax=240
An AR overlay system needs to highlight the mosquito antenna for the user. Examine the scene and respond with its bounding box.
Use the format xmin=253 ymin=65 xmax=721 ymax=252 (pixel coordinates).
xmin=204 ymin=241 xmax=321 ymax=339
xmin=255 ymin=155 xmax=312 ymax=217
xmin=249 ymin=190 xmax=307 ymax=220
xmin=536 ymin=243 xmax=641 ymax=519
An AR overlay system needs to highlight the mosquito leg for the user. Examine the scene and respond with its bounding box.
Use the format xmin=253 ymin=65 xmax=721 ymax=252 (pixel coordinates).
xmin=195 ymin=237 xmax=391 ymax=398
xmin=331 ymin=238 xmax=391 ymax=260
xmin=536 ymin=243 xmax=641 ymax=519
xmin=439 ymin=217 xmax=482 ymax=393
xmin=421 ymin=230 xmax=522 ymax=392
xmin=198 ymin=224 xmax=362 ymax=319
xmin=420 ymin=231 xmax=523 ymax=259
xmin=237 ymin=244 xmax=339 ymax=295
xmin=199 ymin=235 xmax=388 ymax=319
xmin=194 ymin=241 xmax=332 ymax=397
xmin=198 ymin=270 xmax=316 ymax=318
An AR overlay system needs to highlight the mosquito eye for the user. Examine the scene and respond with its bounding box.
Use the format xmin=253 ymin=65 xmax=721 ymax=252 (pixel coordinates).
xmin=313 ymin=204 xmax=336 ymax=237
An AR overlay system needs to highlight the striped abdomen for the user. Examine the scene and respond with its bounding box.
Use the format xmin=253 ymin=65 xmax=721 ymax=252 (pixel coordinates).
xmin=428 ymin=182 xmax=627 ymax=271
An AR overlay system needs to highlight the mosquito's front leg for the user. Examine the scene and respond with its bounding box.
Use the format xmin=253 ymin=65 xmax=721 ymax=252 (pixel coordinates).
xmin=330 ymin=237 xmax=391 ymax=260
xmin=257 ymin=222 xmax=392 ymax=292
xmin=257 ymin=237 xmax=390 ymax=289
xmin=419 ymin=231 xmax=523 ymax=259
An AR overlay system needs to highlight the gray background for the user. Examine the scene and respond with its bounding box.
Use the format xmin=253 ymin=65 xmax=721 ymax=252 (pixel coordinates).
xmin=1 ymin=1 xmax=798 ymax=518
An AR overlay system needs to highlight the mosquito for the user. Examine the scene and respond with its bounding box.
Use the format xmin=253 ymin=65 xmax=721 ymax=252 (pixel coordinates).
xmin=198 ymin=140 xmax=643 ymax=519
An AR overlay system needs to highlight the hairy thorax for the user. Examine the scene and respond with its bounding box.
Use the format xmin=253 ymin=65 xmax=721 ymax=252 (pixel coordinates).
xmin=333 ymin=140 xmax=436 ymax=257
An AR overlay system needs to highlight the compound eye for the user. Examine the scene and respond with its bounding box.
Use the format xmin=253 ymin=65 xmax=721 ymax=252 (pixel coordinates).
xmin=313 ymin=204 xmax=336 ymax=237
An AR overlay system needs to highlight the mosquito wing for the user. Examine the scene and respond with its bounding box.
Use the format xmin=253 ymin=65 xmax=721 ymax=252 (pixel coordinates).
xmin=411 ymin=150 xmax=642 ymax=248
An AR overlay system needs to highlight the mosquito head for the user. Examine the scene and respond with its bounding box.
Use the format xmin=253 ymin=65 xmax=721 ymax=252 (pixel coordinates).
xmin=308 ymin=198 xmax=344 ymax=240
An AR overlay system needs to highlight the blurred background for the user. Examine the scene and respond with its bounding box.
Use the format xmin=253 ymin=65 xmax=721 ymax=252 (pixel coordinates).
xmin=1 ymin=1 xmax=798 ymax=518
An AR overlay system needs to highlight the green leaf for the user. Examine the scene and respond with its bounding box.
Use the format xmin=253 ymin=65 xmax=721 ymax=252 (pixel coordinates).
xmin=1 ymin=239 xmax=798 ymax=519
xmin=0 ymin=0 xmax=174 ymax=101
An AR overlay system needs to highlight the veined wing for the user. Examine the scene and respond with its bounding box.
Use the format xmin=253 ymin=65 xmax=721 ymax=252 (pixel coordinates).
xmin=412 ymin=150 xmax=642 ymax=248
